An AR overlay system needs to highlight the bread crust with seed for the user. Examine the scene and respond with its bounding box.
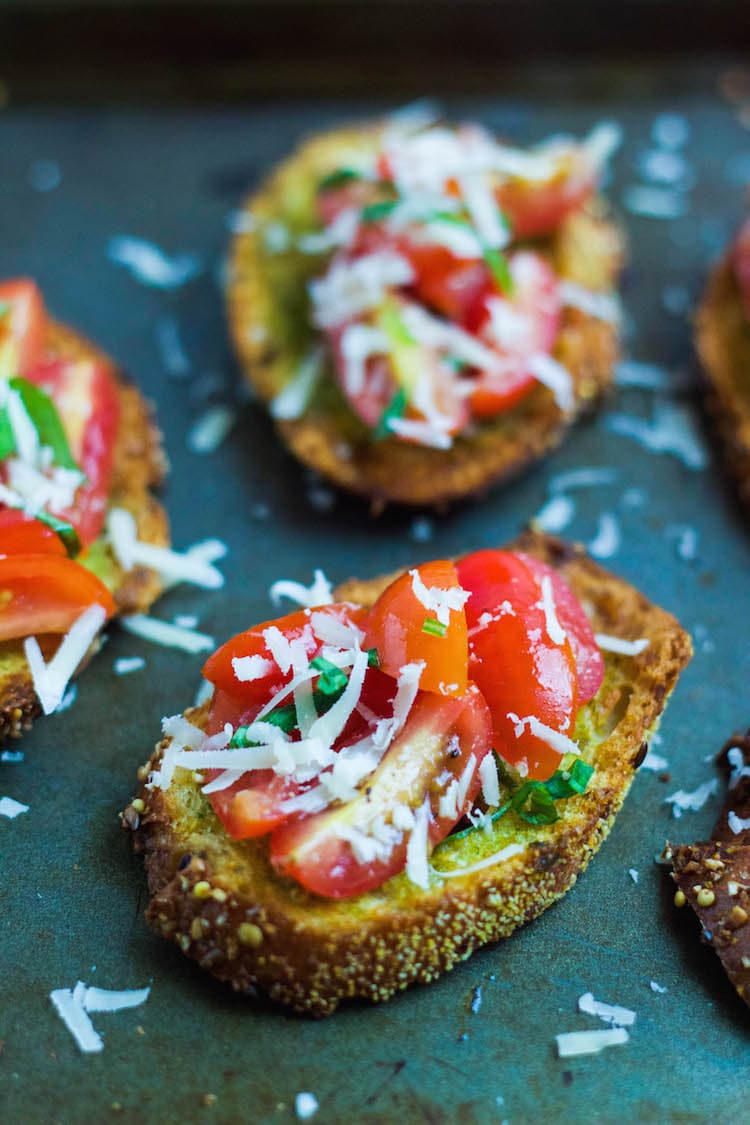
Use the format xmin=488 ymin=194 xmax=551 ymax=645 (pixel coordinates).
xmin=0 ymin=318 xmax=169 ymax=742
xmin=695 ymin=254 xmax=750 ymax=513
xmin=126 ymin=532 xmax=691 ymax=1016
xmin=227 ymin=125 xmax=625 ymax=510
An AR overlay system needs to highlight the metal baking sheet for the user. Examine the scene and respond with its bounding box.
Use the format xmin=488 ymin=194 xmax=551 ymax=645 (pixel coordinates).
xmin=2 ymin=63 xmax=750 ymax=1124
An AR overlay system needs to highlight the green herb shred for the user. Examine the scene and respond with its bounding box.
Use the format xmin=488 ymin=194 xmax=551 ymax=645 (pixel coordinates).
xmin=483 ymin=246 xmax=514 ymax=297
xmin=9 ymin=377 xmax=79 ymax=470
xmin=32 ymin=510 xmax=82 ymax=558
xmin=318 ymin=168 xmax=362 ymax=192
xmin=422 ymin=617 xmax=448 ymax=638
xmin=373 ymin=387 xmax=408 ymax=440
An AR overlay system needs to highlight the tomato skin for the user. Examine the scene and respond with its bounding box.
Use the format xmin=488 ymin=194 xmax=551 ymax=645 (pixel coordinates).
xmin=406 ymin=243 xmax=491 ymax=327
xmin=0 ymin=554 xmax=115 ymax=642
xmin=0 ymin=280 xmax=47 ymax=376
xmin=328 ymin=324 xmax=397 ymax=428
xmin=202 ymin=604 xmax=368 ymax=702
xmin=517 ymin=553 xmax=603 ymax=705
xmin=494 ymin=155 xmax=597 ymax=240
xmin=0 ymin=511 xmax=67 ymax=558
xmin=456 ymin=549 xmax=578 ymax=780
xmin=364 ymin=560 xmax=468 ymax=696
xmin=269 ymin=683 xmax=492 ymax=899
xmin=25 ymin=357 xmax=121 ymax=546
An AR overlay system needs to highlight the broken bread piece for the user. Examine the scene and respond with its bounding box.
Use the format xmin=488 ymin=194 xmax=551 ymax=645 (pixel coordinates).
xmin=228 ymin=117 xmax=625 ymax=510
xmin=126 ymin=532 xmax=690 ymax=1016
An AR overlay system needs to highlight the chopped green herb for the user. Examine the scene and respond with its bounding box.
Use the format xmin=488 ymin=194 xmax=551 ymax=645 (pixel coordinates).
xmin=9 ymin=377 xmax=79 ymax=470
xmin=361 ymin=200 xmax=399 ymax=225
xmin=543 ymin=758 xmax=594 ymax=799
xmin=379 ymin=302 xmax=415 ymax=347
xmin=511 ymin=781 xmax=559 ymax=825
xmin=310 ymin=655 xmax=349 ymax=696
xmin=483 ymin=246 xmax=514 ymax=297
xmin=0 ymin=302 xmax=9 ymax=321
xmin=367 ymin=647 xmax=380 ymax=668
xmin=318 ymin=168 xmax=362 ymax=192
xmin=33 ymin=510 xmax=81 ymax=558
xmin=229 ymin=672 xmax=353 ymax=747
xmin=422 ymin=617 xmax=448 ymax=638
xmin=0 ymin=406 xmax=14 ymax=459
xmin=373 ymin=387 xmax=408 ymax=440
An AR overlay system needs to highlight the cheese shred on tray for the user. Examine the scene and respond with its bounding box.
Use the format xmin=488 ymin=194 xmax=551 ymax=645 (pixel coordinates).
xmin=126 ymin=533 xmax=691 ymax=1015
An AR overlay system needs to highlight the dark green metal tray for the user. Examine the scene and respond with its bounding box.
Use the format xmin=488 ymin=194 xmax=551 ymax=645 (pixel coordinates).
xmin=2 ymin=61 xmax=750 ymax=1124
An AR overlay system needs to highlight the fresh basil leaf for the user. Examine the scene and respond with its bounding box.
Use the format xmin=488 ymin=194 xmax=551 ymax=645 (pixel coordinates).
xmin=511 ymin=781 xmax=559 ymax=826
xmin=318 ymin=168 xmax=362 ymax=192
xmin=9 ymin=376 xmax=79 ymax=470
xmin=483 ymin=246 xmax=514 ymax=297
xmin=373 ymin=387 xmax=408 ymax=440
xmin=542 ymin=758 xmax=595 ymax=800
xmin=32 ymin=510 xmax=81 ymax=558
xmin=0 ymin=405 xmax=14 ymax=459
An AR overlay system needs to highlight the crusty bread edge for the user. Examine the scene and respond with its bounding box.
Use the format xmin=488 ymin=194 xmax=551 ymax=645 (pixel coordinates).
xmin=126 ymin=532 xmax=692 ymax=1016
xmin=0 ymin=319 xmax=170 ymax=742
xmin=227 ymin=123 xmax=625 ymax=509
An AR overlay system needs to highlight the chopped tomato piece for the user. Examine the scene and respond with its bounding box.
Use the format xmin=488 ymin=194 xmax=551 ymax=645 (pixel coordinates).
xmin=518 ymin=553 xmax=604 ymax=705
xmin=203 ymin=603 xmax=368 ymax=702
xmin=0 ymin=554 xmax=115 ymax=642
xmin=364 ymin=560 xmax=468 ymax=696
xmin=0 ymin=511 xmax=66 ymax=558
xmin=25 ymin=357 xmax=121 ymax=546
xmin=405 ymin=243 xmax=491 ymax=327
xmin=0 ymin=279 xmax=47 ymax=377
xmin=494 ymin=146 xmax=599 ymax=239
xmin=470 ymin=252 xmax=561 ymax=418
xmin=457 ymin=549 xmax=578 ymax=780
xmin=270 ymin=684 xmax=492 ymax=898
xmin=328 ymin=324 xmax=397 ymax=429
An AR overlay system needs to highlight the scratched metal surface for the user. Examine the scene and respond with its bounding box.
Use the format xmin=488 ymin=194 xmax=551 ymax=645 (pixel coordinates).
xmin=2 ymin=64 xmax=750 ymax=1125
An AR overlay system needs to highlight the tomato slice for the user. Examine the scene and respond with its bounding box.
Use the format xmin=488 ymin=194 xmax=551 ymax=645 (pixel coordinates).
xmin=0 ymin=280 xmax=47 ymax=377
xmin=25 ymin=357 xmax=121 ymax=547
xmin=203 ymin=604 xmax=368 ymax=702
xmin=494 ymin=145 xmax=599 ymax=240
xmin=518 ymin=553 xmax=603 ymax=705
xmin=734 ymin=216 xmax=750 ymax=320
xmin=205 ymin=668 xmax=397 ymax=839
xmin=0 ymin=510 xmax=67 ymax=558
xmin=0 ymin=554 xmax=115 ymax=642
xmin=456 ymin=549 xmax=578 ymax=780
xmin=270 ymin=684 xmax=492 ymax=898
xmin=469 ymin=252 xmax=561 ymax=419
xmin=405 ymin=243 xmax=491 ymax=327
xmin=364 ymin=560 xmax=468 ymax=696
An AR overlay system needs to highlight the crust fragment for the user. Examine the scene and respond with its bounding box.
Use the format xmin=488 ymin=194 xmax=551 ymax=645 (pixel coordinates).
xmin=228 ymin=124 xmax=625 ymax=509
xmin=0 ymin=319 xmax=170 ymax=743
xmin=127 ymin=532 xmax=691 ymax=1016
xmin=695 ymin=255 xmax=750 ymax=513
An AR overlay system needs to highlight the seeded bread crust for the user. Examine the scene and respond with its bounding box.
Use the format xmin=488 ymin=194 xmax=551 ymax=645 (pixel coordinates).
xmin=126 ymin=532 xmax=691 ymax=1016
xmin=695 ymin=254 xmax=750 ymax=513
xmin=227 ymin=124 xmax=625 ymax=511
xmin=0 ymin=319 xmax=169 ymax=743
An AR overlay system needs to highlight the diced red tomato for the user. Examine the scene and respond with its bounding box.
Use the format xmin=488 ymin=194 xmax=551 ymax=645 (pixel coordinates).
xmin=327 ymin=325 xmax=397 ymax=429
xmin=734 ymin=216 xmax=750 ymax=320
xmin=456 ymin=549 xmax=578 ymax=780
xmin=518 ymin=553 xmax=604 ymax=705
xmin=0 ymin=279 xmax=47 ymax=377
xmin=470 ymin=252 xmax=561 ymax=418
xmin=270 ymin=683 xmax=492 ymax=898
xmin=202 ymin=604 xmax=368 ymax=702
xmin=204 ymin=668 xmax=397 ymax=839
xmin=405 ymin=243 xmax=491 ymax=327
xmin=0 ymin=510 xmax=67 ymax=558
xmin=494 ymin=147 xmax=598 ymax=239
xmin=364 ymin=560 xmax=468 ymax=696
xmin=24 ymin=357 xmax=121 ymax=547
xmin=0 ymin=554 xmax=115 ymax=642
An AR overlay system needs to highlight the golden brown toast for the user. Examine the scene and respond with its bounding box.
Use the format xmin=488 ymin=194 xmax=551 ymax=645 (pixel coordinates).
xmin=695 ymin=255 xmax=750 ymax=513
xmin=0 ymin=318 xmax=170 ymax=742
xmin=227 ymin=124 xmax=625 ymax=510
xmin=126 ymin=532 xmax=691 ymax=1016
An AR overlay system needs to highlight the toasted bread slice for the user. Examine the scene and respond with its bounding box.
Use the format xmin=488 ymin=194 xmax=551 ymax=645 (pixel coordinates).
xmin=695 ymin=255 xmax=750 ymax=513
xmin=0 ymin=319 xmax=169 ymax=742
xmin=227 ymin=125 xmax=625 ymax=510
xmin=126 ymin=532 xmax=691 ymax=1016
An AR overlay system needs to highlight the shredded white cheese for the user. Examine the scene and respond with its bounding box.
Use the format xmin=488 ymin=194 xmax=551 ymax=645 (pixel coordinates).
xmin=527 ymin=353 xmax=574 ymax=412
xmin=479 ymin=753 xmax=500 ymax=808
xmin=532 ymin=494 xmax=575 ymax=534
xmin=309 ymin=251 xmax=414 ymax=328
xmin=405 ymin=801 xmax=431 ymax=889
xmin=605 ymin=402 xmax=708 ymax=470
xmin=24 ymin=604 xmax=107 ymax=715
xmin=270 ymin=569 xmax=334 ymax=609
xmin=270 ymin=348 xmax=324 ymax=420
xmin=664 ymin=778 xmax=719 ymax=818
xmin=108 ymin=235 xmax=201 ymax=288
xmin=594 ymin=634 xmax=649 ymax=656
xmin=107 ymin=507 xmax=224 ymax=589
xmin=409 ymin=568 xmax=469 ymax=627
xmin=577 ymin=992 xmax=636 ymax=1027
xmin=558 ymin=280 xmax=620 ymax=322
xmin=555 ymin=1027 xmax=629 ymax=1058
xmin=507 ymin=713 xmax=580 ymax=758
xmin=728 ymin=811 xmax=750 ymax=836
xmin=113 ymin=656 xmax=146 ymax=675
xmin=295 ymin=1091 xmax=320 ymax=1120
xmin=232 ymin=654 xmax=274 ymax=682
xmin=0 ymin=796 xmax=29 ymax=819
xmin=431 ymin=841 xmax=524 ymax=879
xmin=119 ymin=614 xmax=214 ymax=654
xmin=50 ymin=980 xmax=150 ymax=1054
xmin=587 ymin=512 xmax=621 ymax=560
xmin=536 ymin=575 xmax=566 ymax=646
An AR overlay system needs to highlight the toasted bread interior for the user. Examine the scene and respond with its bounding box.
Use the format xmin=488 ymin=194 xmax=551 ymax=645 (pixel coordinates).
xmin=227 ymin=124 xmax=625 ymax=508
xmin=129 ymin=533 xmax=691 ymax=1015
xmin=0 ymin=319 xmax=170 ymax=742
